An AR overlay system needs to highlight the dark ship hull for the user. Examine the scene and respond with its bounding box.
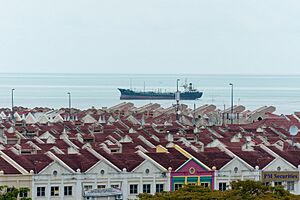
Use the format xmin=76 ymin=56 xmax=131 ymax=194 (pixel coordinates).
xmin=118 ymin=88 xmax=203 ymax=100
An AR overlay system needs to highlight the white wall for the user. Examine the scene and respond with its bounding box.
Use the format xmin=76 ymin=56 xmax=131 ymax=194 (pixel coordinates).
xmin=216 ymin=157 xmax=258 ymax=190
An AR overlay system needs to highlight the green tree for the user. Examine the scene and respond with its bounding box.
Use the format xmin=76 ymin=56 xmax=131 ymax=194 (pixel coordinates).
xmin=138 ymin=180 xmax=300 ymax=200
xmin=0 ymin=185 xmax=31 ymax=200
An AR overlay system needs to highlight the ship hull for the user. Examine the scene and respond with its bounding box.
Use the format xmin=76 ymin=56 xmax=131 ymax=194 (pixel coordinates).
xmin=118 ymin=88 xmax=203 ymax=100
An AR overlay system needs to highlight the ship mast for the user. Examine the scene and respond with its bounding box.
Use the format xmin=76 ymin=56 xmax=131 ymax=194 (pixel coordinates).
xmin=130 ymin=79 xmax=132 ymax=90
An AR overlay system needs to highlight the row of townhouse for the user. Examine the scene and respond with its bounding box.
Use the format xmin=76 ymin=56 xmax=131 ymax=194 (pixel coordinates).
xmin=0 ymin=105 xmax=300 ymax=199
xmin=0 ymin=102 xmax=277 ymax=127
xmin=1 ymin=139 xmax=300 ymax=199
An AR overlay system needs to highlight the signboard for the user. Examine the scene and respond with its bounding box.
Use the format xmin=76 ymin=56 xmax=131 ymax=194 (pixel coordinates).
xmin=262 ymin=171 xmax=299 ymax=182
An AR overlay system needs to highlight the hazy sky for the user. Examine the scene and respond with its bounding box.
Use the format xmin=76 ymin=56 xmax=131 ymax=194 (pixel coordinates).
xmin=0 ymin=0 xmax=299 ymax=74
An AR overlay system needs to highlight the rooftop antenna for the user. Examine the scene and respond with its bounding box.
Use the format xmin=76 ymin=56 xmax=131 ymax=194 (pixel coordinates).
xmin=289 ymin=125 xmax=298 ymax=149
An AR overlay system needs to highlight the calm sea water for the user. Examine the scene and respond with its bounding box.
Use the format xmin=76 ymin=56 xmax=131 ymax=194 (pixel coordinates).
xmin=0 ymin=73 xmax=299 ymax=114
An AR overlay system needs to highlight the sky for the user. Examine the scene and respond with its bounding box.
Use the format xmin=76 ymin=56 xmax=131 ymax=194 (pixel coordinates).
xmin=0 ymin=0 xmax=300 ymax=74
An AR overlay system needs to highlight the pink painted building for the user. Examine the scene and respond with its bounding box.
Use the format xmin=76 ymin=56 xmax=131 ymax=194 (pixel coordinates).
xmin=170 ymin=158 xmax=214 ymax=191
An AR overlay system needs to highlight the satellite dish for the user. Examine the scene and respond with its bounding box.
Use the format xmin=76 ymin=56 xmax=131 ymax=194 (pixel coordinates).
xmin=289 ymin=125 xmax=298 ymax=136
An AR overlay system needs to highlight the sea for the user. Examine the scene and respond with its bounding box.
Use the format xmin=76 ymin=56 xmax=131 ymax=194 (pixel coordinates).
xmin=0 ymin=73 xmax=300 ymax=114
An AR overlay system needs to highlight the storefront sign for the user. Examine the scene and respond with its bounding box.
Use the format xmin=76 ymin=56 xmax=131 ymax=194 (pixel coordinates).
xmin=262 ymin=171 xmax=299 ymax=182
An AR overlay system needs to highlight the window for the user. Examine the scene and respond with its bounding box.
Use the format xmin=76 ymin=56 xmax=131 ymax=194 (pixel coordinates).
xmin=274 ymin=182 xmax=282 ymax=186
xmin=156 ymin=184 xmax=164 ymax=193
xmin=111 ymin=184 xmax=119 ymax=189
xmin=201 ymin=182 xmax=210 ymax=188
xmin=21 ymin=150 xmax=32 ymax=155
xmin=174 ymin=184 xmax=183 ymax=191
xmin=189 ymin=167 xmax=196 ymax=174
xmin=111 ymin=149 xmax=119 ymax=153
xmin=64 ymin=186 xmax=72 ymax=196
xmin=143 ymin=184 xmax=151 ymax=193
xmin=51 ymin=186 xmax=59 ymax=196
xmin=97 ymin=185 xmax=106 ymax=189
xmin=277 ymin=167 xmax=281 ymax=171
xmin=219 ymin=182 xmax=227 ymax=191
xmin=84 ymin=185 xmax=93 ymax=191
xmin=265 ymin=182 xmax=270 ymax=186
xmin=287 ymin=181 xmax=294 ymax=191
xmin=19 ymin=188 xmax=28 ymax=198
xmin=130 ymin=184 xmax=138 ymax=194
xmin=19 ymin=191 xmax=28 ymax=198
xmin=53 ymin=170 xmax=58 ymax=176
xmin=37 ymin=187 xmax=45 ymax=197
xmin=234 ymin=167 xmax=238 ymax=173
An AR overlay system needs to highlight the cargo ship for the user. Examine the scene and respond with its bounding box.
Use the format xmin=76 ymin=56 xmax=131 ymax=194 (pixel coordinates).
xmin=118 ymin=82 xmax=203 ymax=100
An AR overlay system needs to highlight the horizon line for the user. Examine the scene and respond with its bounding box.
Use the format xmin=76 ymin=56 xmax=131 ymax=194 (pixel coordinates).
xmin=0 ymin=72 xmax=298 ymax=76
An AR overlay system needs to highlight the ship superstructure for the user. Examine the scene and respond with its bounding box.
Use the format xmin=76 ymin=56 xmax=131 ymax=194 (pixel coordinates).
xmin=118 ymin=82 xmax=203 ymax=100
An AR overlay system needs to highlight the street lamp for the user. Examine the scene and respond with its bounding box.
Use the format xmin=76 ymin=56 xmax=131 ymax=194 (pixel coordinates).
xmin=67 ymin=92 xmax=71 ymax=121
xmin=11 ymin=89 xmax=15 ymax=122
xmin=176 ymin=79 xmax=180 ymax=121
xmin=229 ymin=83 xmax=233 ymax=124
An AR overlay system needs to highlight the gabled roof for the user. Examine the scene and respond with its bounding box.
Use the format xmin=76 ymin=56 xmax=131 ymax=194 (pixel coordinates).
xmin=267 ymin=146 xmax=300 ymax=167
xmin=146 ymin=148 xmax=188 ymax=170
xmin=183 ymin=147 xmax=232 ymax=170
xmin=228 ymin=146 xmax=275 ymax=169
xmin=0 ymin=156 xmax=21 ymax=174
xmin=94 ymin=149 xmax=144 ymax=172
xmin=54 ymin=150 xmax=99 ymax=172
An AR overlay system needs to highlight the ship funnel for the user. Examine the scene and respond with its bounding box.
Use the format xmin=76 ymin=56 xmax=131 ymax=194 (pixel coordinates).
xmin=189 ymin=83 xmax=193 ymax=90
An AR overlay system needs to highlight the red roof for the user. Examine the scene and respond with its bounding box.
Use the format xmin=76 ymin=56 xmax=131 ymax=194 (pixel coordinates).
xmin=0 ymin=156 xmax=20 ymax=174
xmin=146 ymin=148 xmax=188 ymax=170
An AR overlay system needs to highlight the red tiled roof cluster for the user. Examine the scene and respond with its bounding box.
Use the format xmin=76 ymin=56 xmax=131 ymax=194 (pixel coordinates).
xmin=0 ymin=105 xmax=300 ymax=175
